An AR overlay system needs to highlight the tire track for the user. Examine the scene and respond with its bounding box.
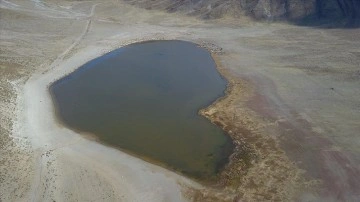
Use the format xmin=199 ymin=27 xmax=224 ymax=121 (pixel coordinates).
xmin=30 ymin=2 xmax=100 ymax=201
xmin=45 ymin=3 xmax=100 ymax=71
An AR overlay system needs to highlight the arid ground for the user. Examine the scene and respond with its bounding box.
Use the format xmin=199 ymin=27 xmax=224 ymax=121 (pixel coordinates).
xmin=1 ymin=0 xmax=359 ymax=201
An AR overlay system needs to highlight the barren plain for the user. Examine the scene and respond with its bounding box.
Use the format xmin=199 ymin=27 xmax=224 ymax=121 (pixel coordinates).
xmin=1 ymin=0 xmax=359 ymax=201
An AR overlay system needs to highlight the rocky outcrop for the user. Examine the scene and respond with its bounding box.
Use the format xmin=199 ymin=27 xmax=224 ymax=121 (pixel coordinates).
xmin=243 ymin=0 xmax=359 ymax=22
xmin=244 ymin=0 xmax=316 ymax=20
xmin=124 ymin=0 xmax=360 ymax=26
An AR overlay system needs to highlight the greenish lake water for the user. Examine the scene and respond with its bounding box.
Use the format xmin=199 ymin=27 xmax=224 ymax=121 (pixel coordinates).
xmin=50 ymin=40 xmax=234 ymax=180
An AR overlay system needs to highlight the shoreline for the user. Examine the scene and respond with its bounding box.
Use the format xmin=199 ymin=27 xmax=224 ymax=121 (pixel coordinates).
xmin=17 ymin=37 xmax=313 ymax=201
xmin=46 ymin=39 xmax=233 ymax=185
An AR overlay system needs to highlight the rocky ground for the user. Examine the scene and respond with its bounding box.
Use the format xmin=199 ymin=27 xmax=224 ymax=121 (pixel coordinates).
xmin=1 ymin=0 xmax=359 ymax=201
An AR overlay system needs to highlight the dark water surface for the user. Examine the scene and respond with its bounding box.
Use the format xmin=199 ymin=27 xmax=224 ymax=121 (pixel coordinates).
xmin=50 ymin=40 xmax=234 ymax=180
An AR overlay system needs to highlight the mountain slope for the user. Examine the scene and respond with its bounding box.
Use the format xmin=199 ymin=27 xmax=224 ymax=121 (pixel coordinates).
xmin=124 ymin=0 xmax=360 ymax=26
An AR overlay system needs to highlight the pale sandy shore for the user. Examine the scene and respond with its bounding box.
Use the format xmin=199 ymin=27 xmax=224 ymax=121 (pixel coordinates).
xmin=20 ymin=45 xmax=202 ymax=201
xmin=1 ymin=0 xmax=360 ymax=201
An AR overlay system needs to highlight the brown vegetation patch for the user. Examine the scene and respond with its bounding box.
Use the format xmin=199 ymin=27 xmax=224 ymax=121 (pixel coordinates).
xmin=188 ymin=54 xmax=317 ymax=201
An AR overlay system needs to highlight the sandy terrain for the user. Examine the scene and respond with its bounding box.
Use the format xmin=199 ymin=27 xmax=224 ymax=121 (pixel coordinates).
xmin=1 ymin=0 xmax=359 ymax=201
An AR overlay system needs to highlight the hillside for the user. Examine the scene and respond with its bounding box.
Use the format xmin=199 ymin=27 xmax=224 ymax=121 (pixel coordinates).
xmin=124 ymin=0 xmax=360 ymax=26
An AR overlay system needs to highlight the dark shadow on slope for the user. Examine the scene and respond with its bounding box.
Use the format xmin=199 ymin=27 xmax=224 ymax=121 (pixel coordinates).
xmin=292 ymin=15 xmax=360 ymax=29
xmin=291 ymin=0 xmax=360 ymax=29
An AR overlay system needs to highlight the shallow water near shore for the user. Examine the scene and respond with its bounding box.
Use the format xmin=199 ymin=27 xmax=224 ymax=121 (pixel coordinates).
xmin=50 ymin=40 xmax=234 ymax=180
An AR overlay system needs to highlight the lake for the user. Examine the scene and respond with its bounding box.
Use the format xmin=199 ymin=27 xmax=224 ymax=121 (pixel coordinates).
xmin=50 ymin=40 xmax=234 ymax=180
